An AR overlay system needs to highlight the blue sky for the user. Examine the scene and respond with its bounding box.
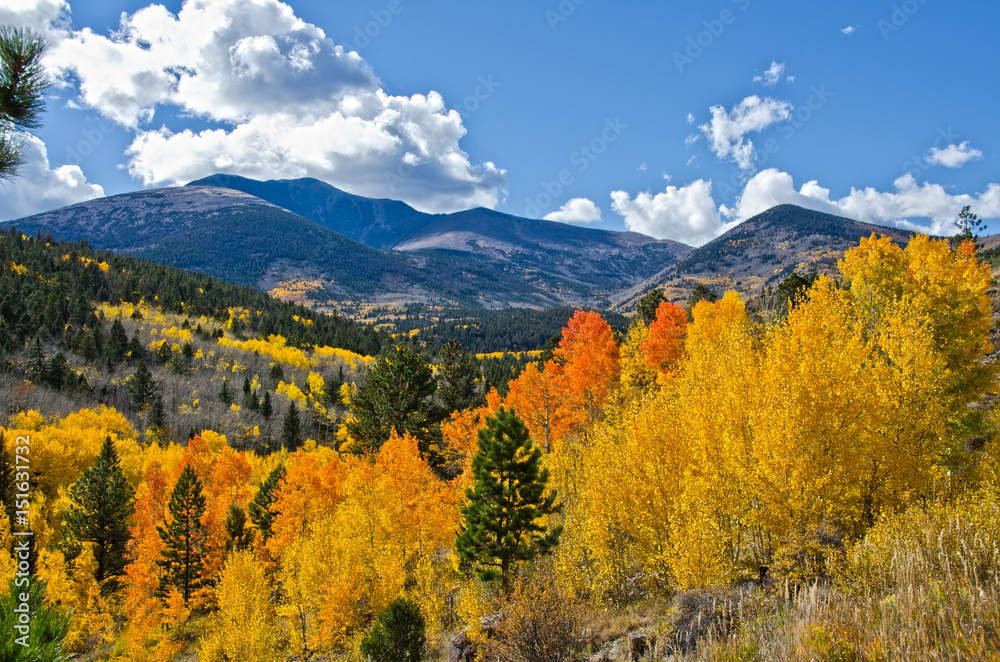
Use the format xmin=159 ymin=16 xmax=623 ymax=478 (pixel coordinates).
xmin=1 ymin=0 xmax=998 ymax=245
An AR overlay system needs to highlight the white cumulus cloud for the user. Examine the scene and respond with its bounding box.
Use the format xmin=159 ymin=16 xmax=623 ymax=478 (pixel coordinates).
xmin=926 ymin=141 xmax=983 ymax=168
xmin=722 ymin=168 xmax=843 ymax=221
xmin=0 ymin=135 xmax=104 ymax=221
xmin=0 ymin=0 xmax=70 ymax=38
xmin=753 ymin=61 xmax=786 ymax=87
xmin=46 ymin=0 xmax=505 ymax=213
xmin=699 ymin=96 xmax=793 ymax=171
xmin=724 ymin=168 xmax=1000 ymax=236
xmin=543 ymin=198 xmax=602 ymax=224
xmin=610 ymin=180 xmax=723 ymax=246
xmin=841 ymin=25 xmax=858 ymax=35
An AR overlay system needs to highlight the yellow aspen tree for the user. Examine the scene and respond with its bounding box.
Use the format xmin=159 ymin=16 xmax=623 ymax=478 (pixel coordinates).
xmin=618 ymin=320 xmax=659 ymax=396
xmin=200 ymin=549 xmax=279 ymax=662
xmin=674 ymin=291 xmax=763 ymax=580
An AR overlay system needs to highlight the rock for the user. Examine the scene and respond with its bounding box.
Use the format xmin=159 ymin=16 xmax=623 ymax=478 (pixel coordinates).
xmin=628 ymin=632 xmax=654 ymax=661
xmin=449 ymin=631 xmax=477 ymax=662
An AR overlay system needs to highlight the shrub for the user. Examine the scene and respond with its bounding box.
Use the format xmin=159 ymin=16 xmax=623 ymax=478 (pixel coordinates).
xmin=359 ymin=597 xmax=426 ymax=662
xmin=770 ymin=521 xmax=845 ymax=587
xmin=478 ymin=565 xmax=589 ymax=662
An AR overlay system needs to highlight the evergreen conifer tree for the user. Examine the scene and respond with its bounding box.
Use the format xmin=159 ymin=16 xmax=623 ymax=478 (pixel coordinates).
xmin=281 ymin=401 xmax=303 ymax=451
xmin=44 ymin=351 xmax=67 ymax=390
xmin=247 ymin=464 xmax=284 ymax=542
xmin=347 ymin=343 xmax=441 ymax=458
xmin=218 ymin=378 xmax=233 ymax=405
xmin=128 ymin=360 xmax=155 ymax=410
xmin=360 ymin=597 xmax=426 ymax=662
xmin=456 ymin=407 xmax=561 ymax=591
xmin=260 ymin=390 xmax=273 ymax=420
xmin=27 ymin=336 xmax=46 ymax=382
xmin=63 ymin=437 xmax=136 ymax=590
xmin=636 ymin=289 xmax=667 ymax=325
xmin=0 ymin=27 xmax=48 ymax=179
xmin=323 ymin=366 xmax=345 ymax=406
xmin=166 ymin=353 xmax=188 ymax=375
xmin=223 ymin=503 xmax=254 ymax=553
xmin=435 ymin=340 xmax=484 ymax=414
xmin=91 ymin=322 xmax=104 ymax=357
xmin=126 ymin=334 xmax=144 ymax=363
xmin=156 ymin=464 xmax=207 ymax=603
xmin=105 ymin=319 xmax=128 ymax=365
xmin=156 ymin=340 xmax=171 ymax=364
xmin=146 ymin=391 xmax=165 ymax=430
xmin=952 ymin=204 xmax=986 ymax=253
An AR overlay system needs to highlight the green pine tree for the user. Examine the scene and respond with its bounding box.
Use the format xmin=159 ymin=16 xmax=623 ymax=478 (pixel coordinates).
xmin=636 ymin=288 xmax=667 ymax=325
xmin=146 ymin=391 xmax=165 ymax=430
xmin=223 ymin=503 xmax=254 ymax=553
xmin=687 ymin=283 xmax=718 ymax=310
xmin=0 ymin=27 xmax=48 ymax=180
xmin=27 ymin=336 xmax=46 ymax=382
xmin=247 ymin=465 xmax=285 ymax=542
xmin=128 ymin=360 xmax=156 ymax=410
xmin=456 ymin=407 xmax=561 ymax=591
xmin=260 ymin=390 xmax=273 ymax=420
xmin=126 ymin=334 xmax=144 ymax=363
xmin=218 ymin=378 xmax=233 ymax=405
xmin=105 ymin=319 xmax=128 ymax=365
xmin=44 ymin=351 xmax=67 ymax=390
xmin=347 ymin=343 xmax=441 ymax=458
xmin=281 ymin=401 xmax=303 ymax=451
xmin=360 ymin=597 xmax=426 ymax=662
xmin=63 ymin=437 xmax=136 ymax=591
xmin=435 ymin=340 xmax=484 ymax=414
xmin=166 ymin=353 xmax=188 ymax=375
xmin=322 ymin=366 xmax=345 ymax=407
xmin=156 ymin=464 xmax=208 ymax=603
xmin=952 ymin=204 xmax=986 ymax=253
xmin=156 ymin=340 xmax=171 ymax=364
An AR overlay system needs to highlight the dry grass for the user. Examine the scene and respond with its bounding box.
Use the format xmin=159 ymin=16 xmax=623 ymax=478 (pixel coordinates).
xmin=666 ymin=497 xmax=1000 ymax=661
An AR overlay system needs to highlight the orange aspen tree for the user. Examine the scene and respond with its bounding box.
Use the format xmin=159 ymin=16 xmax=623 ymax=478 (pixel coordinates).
xmin=555 ymin=310 xmax=620 ymax=429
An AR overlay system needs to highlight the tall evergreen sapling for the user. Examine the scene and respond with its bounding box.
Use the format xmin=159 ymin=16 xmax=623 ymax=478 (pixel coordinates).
xmin=456 ymin=407 xmax=561 ymax=591
xmin=63 ymin=436 xmax=136 ymax=590
xmin=146 ymin=391 xmax=165 ymax=430
xmin=27 ymin=336 xmax=45 ymax=382
xmin=156 ymin=464 xmax=208 ymax=603
xmin=105 ymin=319 xmax=128 ymax=365
xmin=281 ymin=401 xmax=303 ymax=451
xmin=248 ymin=464 xmax=285 ymax=542
xmin=218 ymin=378 xmax=233 ymax=405
xmin=223 ymin=503 xmax=254 ymax=553
xmin=128 ymin=360 xmax=155 ymax=409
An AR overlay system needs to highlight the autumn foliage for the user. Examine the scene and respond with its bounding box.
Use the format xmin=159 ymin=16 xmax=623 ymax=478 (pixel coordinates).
xmin=1 ymin=233 xmax=997 ymax=660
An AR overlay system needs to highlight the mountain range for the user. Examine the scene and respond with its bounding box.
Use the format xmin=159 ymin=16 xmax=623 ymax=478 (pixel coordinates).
xmin=5 ymin=175 xmax=917 ymax=315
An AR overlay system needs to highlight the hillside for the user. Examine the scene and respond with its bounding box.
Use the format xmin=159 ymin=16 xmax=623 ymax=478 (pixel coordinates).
xmin=7 ymin=182 xmax=692 ymax=312
xmin=188 ymin=173 xmax=693 ymax=300
xmin=612 ymin=204 xmax=917 ymax=309
xmin=4 ymin=185 xmax=674 ymax=312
